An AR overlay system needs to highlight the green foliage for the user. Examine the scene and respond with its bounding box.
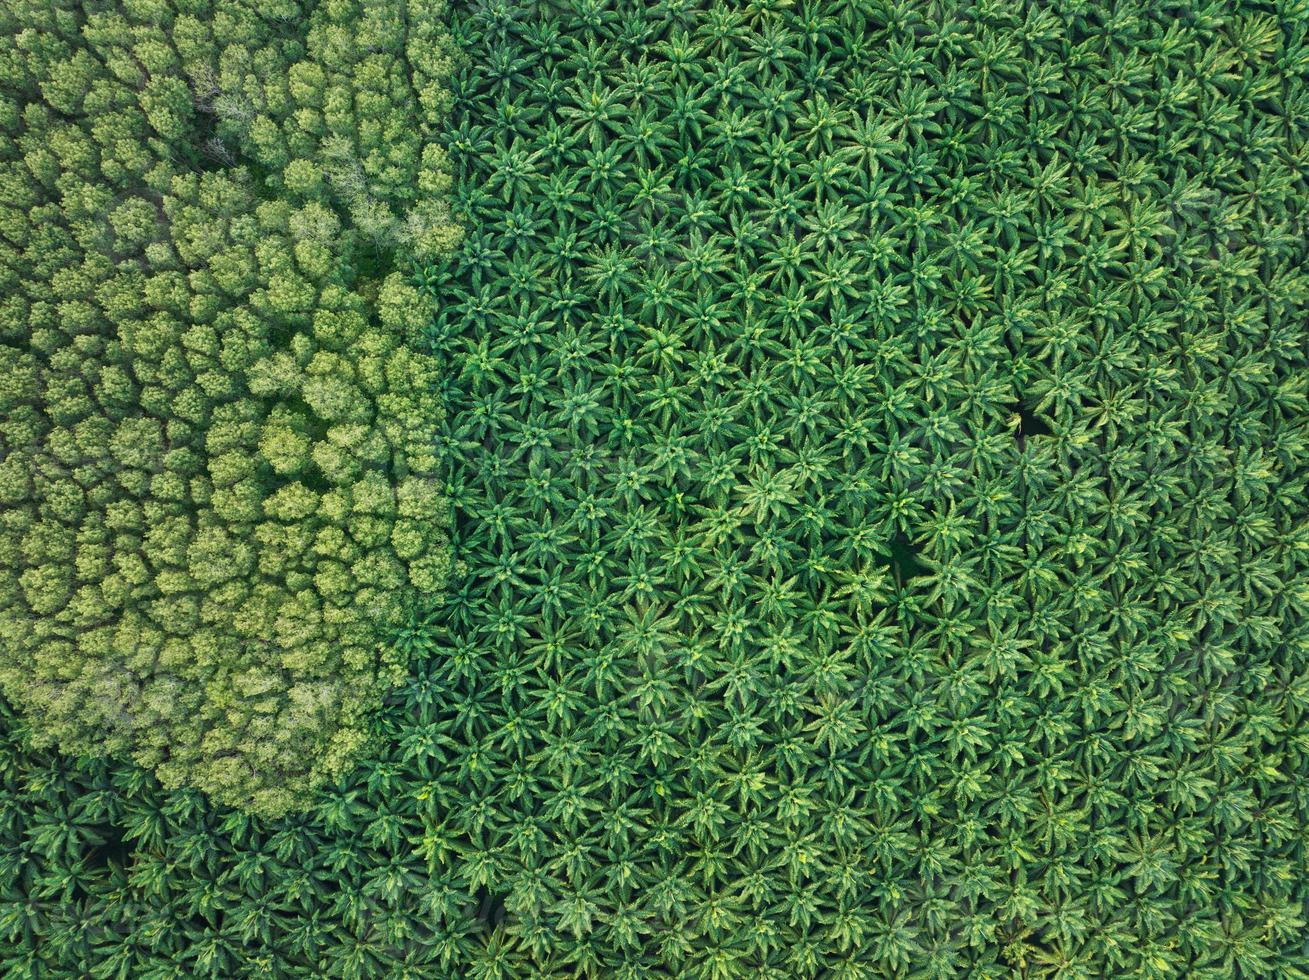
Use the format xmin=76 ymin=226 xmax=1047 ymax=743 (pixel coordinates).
xmin=0 ymin=0 xmax=458 ymax=817
xmin=3 ymin=0 xmax=1309 ymax=977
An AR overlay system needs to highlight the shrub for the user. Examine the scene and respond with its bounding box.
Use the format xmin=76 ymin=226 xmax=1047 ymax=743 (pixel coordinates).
xmin=0 ymin=0 xmax=459 ymax=817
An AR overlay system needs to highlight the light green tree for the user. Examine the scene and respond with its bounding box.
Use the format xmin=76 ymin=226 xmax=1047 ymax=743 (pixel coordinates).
xmin=0 ymin=0 xmax=460 ymax=817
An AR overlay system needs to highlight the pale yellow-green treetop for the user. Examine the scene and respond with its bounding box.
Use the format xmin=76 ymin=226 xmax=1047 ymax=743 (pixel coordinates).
xmin=0 ymin=0 xmax=460 ymax=817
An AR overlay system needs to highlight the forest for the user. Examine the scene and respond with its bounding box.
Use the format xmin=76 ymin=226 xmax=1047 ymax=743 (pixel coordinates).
xmin=1 ymin=0 xmax=1307 ymax=976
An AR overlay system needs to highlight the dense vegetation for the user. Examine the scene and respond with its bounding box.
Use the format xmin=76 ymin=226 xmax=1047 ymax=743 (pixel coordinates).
xmin=0 ymin=0 xmax=459 ymax=816
xmin=3 ymin=0 xmax=1309 ymax=977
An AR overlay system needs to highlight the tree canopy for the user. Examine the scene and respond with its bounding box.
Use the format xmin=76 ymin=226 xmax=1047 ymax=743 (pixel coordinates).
xmin=3 ymin=0 xmax=1309 ymax=976
xmin=0 ymin=0 xmax=459 ymax=816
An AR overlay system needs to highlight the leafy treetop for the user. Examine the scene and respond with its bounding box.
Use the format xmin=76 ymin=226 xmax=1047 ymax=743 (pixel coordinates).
xmin=0 ymin=0 xmax=459 ymax=817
